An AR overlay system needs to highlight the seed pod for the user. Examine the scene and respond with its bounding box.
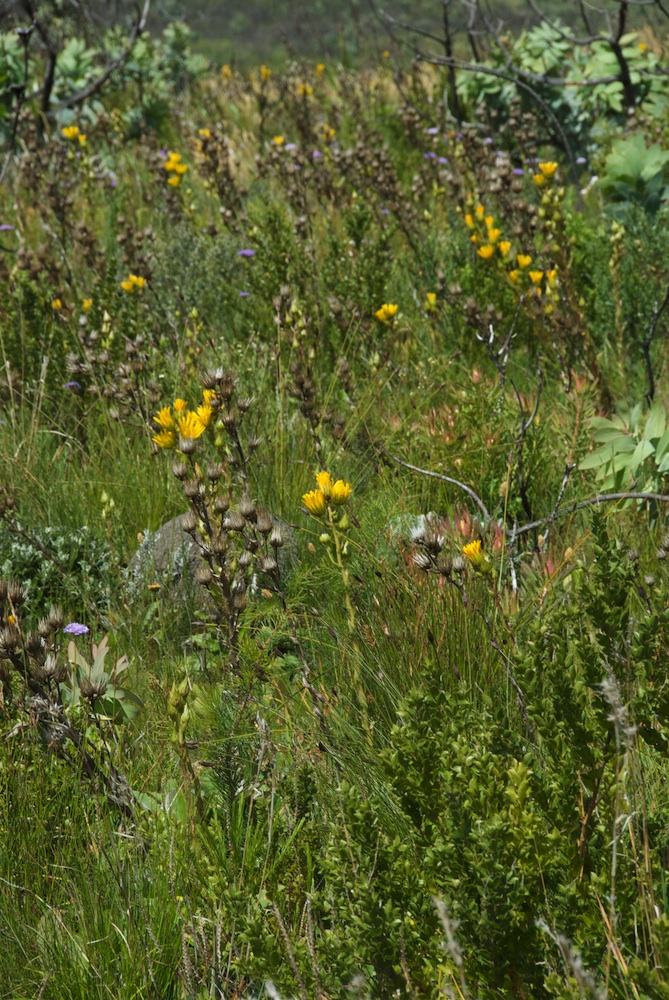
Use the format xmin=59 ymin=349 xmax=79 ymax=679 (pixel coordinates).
xmin=256 ymin=510 xmax=273 ymax=534
xmin=195 ymin=567 xmax=213 ymax=586
xmin=260 ymin=556 xmax=278 ymax=574
xmin=223 ymin=511 xmax=245 ymax=532
xmin=182 ymin=512 xmax=198 ymax=534
xmin=238 ymin=551 xmax=253 ymax=568
xmin=38 ymin=618 xmax=53 ymax=639
xmin=179 ymin=437 xmax=196 ymax=456
xmin=269 ymin=526 xmax=284 ymax=548
xmin=48 ymin=605 xmax=64 ymax=630
xmin=239 ymin=497 xmax=256 ymax=520
xmin=172 ymin=461 xmax=189 ymax=480
xmin=207 ymin=463 xmax=224 ymax=482
xmin=412 ymin=551 xmax=432 ymax=571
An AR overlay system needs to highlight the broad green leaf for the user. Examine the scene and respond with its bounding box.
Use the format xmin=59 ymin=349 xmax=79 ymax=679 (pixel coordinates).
xmin=644 ymin=401 xmax=666 ymax=441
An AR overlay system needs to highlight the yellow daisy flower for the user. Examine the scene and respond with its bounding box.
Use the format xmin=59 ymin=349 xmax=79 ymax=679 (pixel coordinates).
xmin=302 ymin=489 xmax=327 ymax=516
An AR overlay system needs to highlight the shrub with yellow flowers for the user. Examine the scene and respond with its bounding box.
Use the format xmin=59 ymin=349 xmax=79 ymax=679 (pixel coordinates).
xmin=301 ymin=471 xmax=356 ymax=629
xmin=150 ymin=370 xmax=285 ymax=672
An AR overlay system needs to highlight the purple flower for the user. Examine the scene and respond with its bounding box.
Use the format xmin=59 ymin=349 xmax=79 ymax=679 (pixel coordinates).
xmin=576 ymin=156 xmax=587 ymax=165
xmin=456 ymin=131 xmax=464 ymax=139
xmin=0 ymin=224 xmax=14 ymax=232
xmin=285 ymin=143 xmax=298 ymax=151
xmin=311 ymin=150 xmax=323 ymax=161
xmin=239 ymin=291 xmax=250 ymax=297
xmin=425 ymin=127 xmax=439 ymax=135
xmin=437 ymin=157 xmax=449 ymax=165
xmin=65 ymin=381 xmax=82 ymax=391
xmin=513 ymin=168 xmax=524 ymax=176
xmin=379 ymin=205 xmax=390 ymax=215
xmin=63 ymin=622 xmax=89 ymax=635
xmin=423 ymin=152 xmax=436 ymax=160
xmin=110 ymin=180 xmax=118 ymax=188
xmin=237 ymin=249 xmax=255 ymax=257
xmin=483 ymin=137 xmax=494 ymax=144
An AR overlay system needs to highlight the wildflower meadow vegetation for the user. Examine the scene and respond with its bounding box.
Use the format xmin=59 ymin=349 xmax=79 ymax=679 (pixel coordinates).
xmin=3 ymin=2 xmax=669 ymax=997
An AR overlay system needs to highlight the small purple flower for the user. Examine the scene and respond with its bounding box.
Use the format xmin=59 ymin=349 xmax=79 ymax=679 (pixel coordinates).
xmin=456 ymin=132 xmax=464 ymax=139
xmin=158 ymin=149 xmax=168 ymax=157
xmin=237 ymin=249 xmax=255 ymax=257
xmin=437 ymin=157 xmax=449 ymax=165
xmin=63 ymin=622 xmax=89 ymax=636
xmin=311 ymin=150 xmax=323 ymax=161
xmin=110 ymin=179 xmax=118 ymax=188
xmin=285 ymin=143 xmax=298 ymax=151
xmin=513 ymin=168 xmax=524 ymax=176
xmin=423 ymin=151 xmax=436 ymax=160
xmin=65 ymin=381 xmax=82 ymax=391
xmin=379 ymin=205 xmax=390 ymax=215
xmin=576 ymin=156 xmax=587 ymax=165
xmin=483 ymin=137 xmax=494 ymax=144
xmin=425 ymin=126 xmax=439 ymax=135
xmin=239 ymin=291 xmax=250 ymax=298
xmin=0 ymin=224 xmax=14 ymax=232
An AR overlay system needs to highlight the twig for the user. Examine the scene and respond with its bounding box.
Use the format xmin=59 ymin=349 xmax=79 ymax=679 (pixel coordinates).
xmin=640 ymin=280 xmax=669 ymax=403
xmin=385 ymin=451 xmax=492 ymax=522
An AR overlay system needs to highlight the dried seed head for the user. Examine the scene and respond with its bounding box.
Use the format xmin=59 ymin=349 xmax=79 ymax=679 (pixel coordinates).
xmin=184 ymin=480 xmax=204 ymax=500
xmin=179 ymin=437 xmax=197 ymax=456
xmin=233 ymin=592 xmax=248 ymax=611
xmin=437 ymin=555 xmax=453 ymax=576
xmin=219 ymin=372 xmax=237 ymax=400
xmin=80 ymin=674 xmax=108 ymax=701
xmin=452 ymin=556 xmax=466 ymax=574
xmin=195 ymin=567 xmax=213 ymax=586
xmin=0 ymin=626 xmax=21 ymax=657
xmin=657 ymin=548 xmax=667 ymax=561
xmin=238 ymin=551 xmax=253 ymax=568
xmin=239 ymin=497 xmax=256 ymax=520
xmin=38 ymin=617 xmax=53 ymax=638
xmin=222 ymin=511 xmax=245 ymax=531
xmin=269 ymin=526 xmax=285 ymax=548
xmin=172 ymin=461 xmax=189 ymax=480
xmin=221 ymin=410 xmax=237 ymax=431
xmin=182 ymin=512 xmax=198 ymax=534
xmin=48 ymin=605 xmax=64 ymax=630
xmin=237 ymin=396 xmax=252 ymax=413
xmin=214 ymin=495 xmax=230 ymax=514
xmin=645 ymin=574 xmax=655 ymax=588
xmin=260 ymin=556 xmax=278 ymax=574
xmin=255 ymin=510 xmax=272 ymax=534
xmin=247 ymin=435 xmax=262 ymax=451
xmin=7 ymin=580 xmax=24 ymax=604
xmin=44 ymin=653 xmax=67 ymax=684
xmin=25 ymin=632 xmax=43 ymax=656
xmin=201 ymin=369 xmax=221 ymax=390
xmin=207 ymin=462 xmax=224 ymax=482
xmin=412 ymin=551 xmax=432 ymax=571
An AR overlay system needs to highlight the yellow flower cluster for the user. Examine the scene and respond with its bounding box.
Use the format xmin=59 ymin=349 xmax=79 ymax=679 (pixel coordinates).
xmin=302 ymin=471 xmax=353 ymax=516
xmin=260 ymin=64 xmax=272 ymax=82
xmin=375 ymin=303 xmax=398 ymax=325
xmin=532 ymin=161 xmax=558 ymax=188
xmin=424 ymin=292 xmax=437 ymax=313
xmin=121 ymin=274 xmax=147 ymax=293
xmin=298 ymin=83 xmax=313 ymax=97
xmin=151 ymin=391 xmax=217 ymax=449
xmin=272 ymin=135 xmax=285 ymax=147
xmin=464 ymin=205 xmax=511 ymax=262
xmin=164 ymin=151 xmax=188 ymax=187
xmin=61 ymin=125 xmax=86 ymax=144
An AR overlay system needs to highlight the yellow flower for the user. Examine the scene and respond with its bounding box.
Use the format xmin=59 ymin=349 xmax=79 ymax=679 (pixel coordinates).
xmin=316 ymin=63 xmax=325 ymax=75
xmin=177 ymin=411 xmax=206 ymax=440
xmin=539 ymin=161 xmax=558 ymax=178
xmin=463 ymin=539 xmax=492 ymax=573
xmin=464 ymin=213 xmax=474 ymax=229
xmin=485 ymin=215 xmax=494 ymax=229
xmin=517 ymin=254 xmax=532 ymax=268
xmin=302 ymin=489 xmax=327 ymax=516
xmin=508 ymin=269 xmax=520 ymax=283
xmin=315 ymin=471 xmax=334 ymax=498
xmin=322 ymin=124 xmax=336 ymax=141
xmin=425 ymin=292 xmax=437 ymax=312
xmin=529 ymin=270 xmax=544 ymax=284
xmin=533 ymin=173 xmax=547 ymax=187
xmin=382 ymin=50 xmax=390 ymax=58
xmin=198 ymin=128 xmax=211 ymax=139
xmin=477 ymin=244 xmax=494 ymax=260
xmin=273 ymin=135 xmax=285 ymax=146
xmin=330 ymin=479 xmax=353 ymax=505
xmin=83 ymin=298 xmax=93 ymax=311
xmin=260 ymin=64 xmax=272 ymax=81
xmin=173 ymin=398 xmax=188 ymax=412
xmin=486 ymin=228 xmax=501 ymax=243
xmin=61 ymin=125 xmax=79 ymax=141
xmin=375 ymin=303 xmax=398 ymax=324
xmin=152 ymin=429 xmax=176 ymax=449
xmin=499 ymin=240 xmax=511 ymax=255
xmin=78 ymin=134 xmax=87 ymax=146
xmin=167 ymin=175 xmax=181 ymax=187
xmin=638 ymin=42 xmax=647 ymax=52
xmin=203 ymin=389 xmax=217 ymax=404
xmin=174 ymin=163 xmax=188 ymax=175
xmin=298 ymin=83 xmax=313 ymax=97
xmin=470 ymin=235 xmax=478 ymax=244
xmin=221 ymin=64 xmax=233 ymax=81
xmin=546 ymin=268 xmax=558 ymax=286
xmin=134 ymin=276 xmax=146 ymax=289
xmin=51 ymin=298 xmax=62 ymax=310
xmin=196 ymin=403 xmax=215 ymax=428
xmin=121 ymin=279 xmax=134 ymax=292
xmin=153 ymin=406 xmax=176 ymax=431
xmin=475 ymin=204 xmax=485 ymax=218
